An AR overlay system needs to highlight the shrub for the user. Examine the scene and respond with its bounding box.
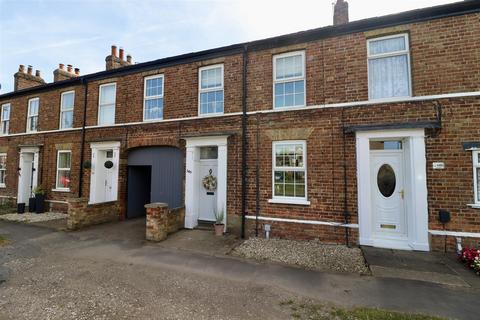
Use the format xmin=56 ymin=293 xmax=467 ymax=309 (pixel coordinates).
xmin=459 ymin=247 xmax=480 ymax=275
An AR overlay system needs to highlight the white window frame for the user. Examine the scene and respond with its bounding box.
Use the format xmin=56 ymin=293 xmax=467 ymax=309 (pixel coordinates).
xmin=27 ymin=97 xmax=39 ymax=133
xmin=143 ymin=74 xmax=164 ymax=121
xmin=54 ymin=150 xmax=71 ymax=191
xmin=269 ymin=140 xmax=310 ymax=205
xmin=59 ymin=91 xmax=75 ymax=129
xmin=98 ymin=83 xmax=116 ymax=126
xmin=198 ymin=64 xmax=224 ymax=116
xmin=0 ymin=153 xmax=6 ymax=188
xmin=367 ymin=33 xmax=412 ymax=101
xmin=1 ymin=103 xmax=10 ymax=135
xmin=473 ymin=150 xmax=480 ymax=205
xmin=273 ymin=50 xmax=306 ymax=109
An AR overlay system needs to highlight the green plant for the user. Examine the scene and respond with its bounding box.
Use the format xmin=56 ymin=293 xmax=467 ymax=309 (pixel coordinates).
xmin=33 ymin=185 xmax=46 ymax=195
xmin=214 ymin=206 xmax=224 ymax=225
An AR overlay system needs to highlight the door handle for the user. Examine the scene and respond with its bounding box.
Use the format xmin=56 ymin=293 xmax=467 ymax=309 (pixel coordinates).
xmin=399 ymin=189 xmax=404 ymax=199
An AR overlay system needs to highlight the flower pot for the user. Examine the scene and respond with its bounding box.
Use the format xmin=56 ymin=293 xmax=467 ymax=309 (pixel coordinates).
xmin=35 ymin=194 xmax=45 ymax=214
xmin=28 ymin=197 xmax=36 ymax=212
xmin=17 ymin=203 xmax=25 ymax=214
xmin=214 ymin=223 xmax=224 ymax=236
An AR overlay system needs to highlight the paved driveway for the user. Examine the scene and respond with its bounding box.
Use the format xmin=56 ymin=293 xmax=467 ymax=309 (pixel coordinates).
xmin=1 ymin=220 xmax=479 ymax=319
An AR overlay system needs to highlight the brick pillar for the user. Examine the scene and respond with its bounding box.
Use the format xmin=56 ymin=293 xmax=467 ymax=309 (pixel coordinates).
xmin=145 ymin=203 xmax=169 ymax=241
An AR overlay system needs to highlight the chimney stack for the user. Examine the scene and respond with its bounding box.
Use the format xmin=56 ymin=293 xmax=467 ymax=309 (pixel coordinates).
xmin=105 ymin=44 xmax=133 ymax=70
xmin=53 ymin=63 xmax=79 ymax=82
xmin=333 ymin=0 xmax=349 ymax=26
xmin=14 ymin=64 xmax=45 ymax=91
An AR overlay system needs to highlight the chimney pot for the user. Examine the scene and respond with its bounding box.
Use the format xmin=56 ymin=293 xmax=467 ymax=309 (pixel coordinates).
xmin=67 ymin=64 xmax=73 ymax=72
xmin=126 ymin=54 xmax=132 ymax=64
xmin=74 ymin=68 xmax=80 ymax=75
xmin=119 ymin=47 xmax=124 ymax=60
xmin=333 ymin=0 xmax=349 ymax=26
xmin=111 ymin=45 xmax=117 ymax=57
xmin=19 ymin=64 xmax=25 ymax=72
xmin=59 ymin=63 xmax=65 ymax=70
xmin=27 ymin=65 xmax=33 ymax=75
xmin=35 ymin=70 xmax=41 ymax=77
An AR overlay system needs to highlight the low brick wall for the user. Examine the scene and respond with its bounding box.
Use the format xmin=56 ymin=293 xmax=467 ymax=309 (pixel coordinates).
xmin=146 ymin=203 xmax=185 ymax=241
xmin=67 ymin=198 xmax=120 ymax=230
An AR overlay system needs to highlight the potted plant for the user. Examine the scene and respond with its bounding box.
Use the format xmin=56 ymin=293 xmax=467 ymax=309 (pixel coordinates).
xmin=33 ymin=186 xmax=46 ymax=214
xmin=28 ymin=192 xmax=36 ymax=212
xmin=214 ymin=207 xmax=225 ymax=236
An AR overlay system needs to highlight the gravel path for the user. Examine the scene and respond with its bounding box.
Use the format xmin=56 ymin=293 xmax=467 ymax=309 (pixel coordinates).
xmin=232 ymin=238 xmax=370 ymax=274
xmin=0 ymin=212 xmax=66 ymax=223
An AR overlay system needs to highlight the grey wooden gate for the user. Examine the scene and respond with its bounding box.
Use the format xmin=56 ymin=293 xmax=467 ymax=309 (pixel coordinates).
xmin=127 ymin=147 xmax=183 ymax=218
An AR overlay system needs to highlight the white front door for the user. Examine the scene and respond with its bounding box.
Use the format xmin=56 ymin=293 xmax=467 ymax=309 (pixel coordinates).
xmin=89 ymin=142 xmax=120 ymax=204
xmin=17 ymin=149 xmax=39 ymax=204
xmin=198 ymin=148 xmax=218 ymax=221
xmin=370 ymin=141 xmax=407 ymax=243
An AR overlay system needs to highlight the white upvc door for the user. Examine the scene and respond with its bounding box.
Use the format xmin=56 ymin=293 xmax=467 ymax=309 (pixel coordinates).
xmin=89 ymin=142 xmax=120 ymax=204
xmin=370 ymin=150 xmax=407 ymax=241
xmin=198 ymin=159 xmax=218 ymax=221
xmin=17 ymin=148 xmax=39 ymax=204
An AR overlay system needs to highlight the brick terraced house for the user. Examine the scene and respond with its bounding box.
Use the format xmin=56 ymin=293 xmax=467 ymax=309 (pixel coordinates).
xmin=1 ymin=0 xmax=479 ymax=251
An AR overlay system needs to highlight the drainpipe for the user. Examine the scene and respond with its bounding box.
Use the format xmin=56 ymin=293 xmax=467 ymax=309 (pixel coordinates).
xmin=78 ymin=79 xmax=88 ymax=198
xmin=255 ymin=114 xmax=260 ymax=237
xmin=342 ymin=108 xmax=350 ymax=247
xmin=241 ymin=45 xmax=248 ymax=239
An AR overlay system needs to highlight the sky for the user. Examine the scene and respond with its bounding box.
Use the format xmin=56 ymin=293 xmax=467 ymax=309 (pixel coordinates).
xmin=0 ymin=0 xmax=459 ymax=94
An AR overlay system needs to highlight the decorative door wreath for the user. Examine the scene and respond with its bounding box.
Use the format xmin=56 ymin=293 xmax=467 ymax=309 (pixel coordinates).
xmin=202 ymin=169 xmax=217 ymax=191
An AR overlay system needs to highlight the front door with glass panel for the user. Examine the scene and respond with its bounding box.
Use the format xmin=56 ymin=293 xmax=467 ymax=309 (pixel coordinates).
xmin=370 ymin=140 xmax=407 ymax=240
xmin=102 ymin=149 xmax=115 ymax=202
xmin=198 ymin=146 xmax=218 ymax=222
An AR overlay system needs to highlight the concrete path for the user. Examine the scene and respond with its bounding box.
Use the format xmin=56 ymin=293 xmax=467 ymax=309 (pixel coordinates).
xmin=362 ymin=246 xmax=479 ymax=289
xmin=1 ymin=220 xmax=479 ymax=319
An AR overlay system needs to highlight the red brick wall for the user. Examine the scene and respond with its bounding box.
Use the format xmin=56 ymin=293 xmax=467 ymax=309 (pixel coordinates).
xmin=0 ymin=12 xmax=479 ymax=250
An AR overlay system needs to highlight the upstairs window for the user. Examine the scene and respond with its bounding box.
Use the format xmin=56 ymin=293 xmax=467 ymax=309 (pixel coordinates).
xmin=199 ymin=64 xmax=224 ymax=115
xmin=474 ymin=151 xmax=480 ymax=205
xmin=368 ymin=34 xmax=411 ymax=100
xmin=0 ymin=153 xmax=6 ymax=187
xmin=56 ymin=150 xmax=71 ymax=190
xmin=272 ymin=141 xmax=307 ymax=201
xmin=273 ymin=51 xmax=305 ymax=109
xmin=98 ymin=83 xmax=116 ymax=125
xmin=144 ymin=75 xmax=164 ymax=121
xmin=1 ymin=103 xmax=10 ymax=135
xmin=27 ymin=98 xmax=39 ymax=132
xmin=60 ymin=91 xmax=74 ymax=129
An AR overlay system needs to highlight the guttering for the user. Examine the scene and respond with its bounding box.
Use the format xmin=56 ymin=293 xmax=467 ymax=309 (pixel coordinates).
xmin=241 ymin=45 xmax=248 ymax=239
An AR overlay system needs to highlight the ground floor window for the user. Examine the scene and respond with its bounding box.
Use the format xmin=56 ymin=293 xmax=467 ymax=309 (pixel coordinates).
xmin=272 ymin=141 xmax=307 ymax=200
xmin=474 ymin=151 xmax=480 ymax=205
xmin=0 ymin=153 xmax=6 ymax=187
xmin=56 ymin=151 xmax=71 ymax=190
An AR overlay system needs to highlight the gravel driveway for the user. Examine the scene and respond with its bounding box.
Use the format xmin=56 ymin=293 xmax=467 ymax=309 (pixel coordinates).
xmin=232 ymin=238 xmax=370 ymax=274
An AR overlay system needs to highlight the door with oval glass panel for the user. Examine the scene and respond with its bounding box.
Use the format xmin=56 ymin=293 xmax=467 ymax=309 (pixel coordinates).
xmin=370 ymin=140 xmax=407 ymax=240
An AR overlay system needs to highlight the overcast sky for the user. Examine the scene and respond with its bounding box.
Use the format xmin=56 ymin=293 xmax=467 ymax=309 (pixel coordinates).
xmin=0 ymin=0 xmax=458 ymax=93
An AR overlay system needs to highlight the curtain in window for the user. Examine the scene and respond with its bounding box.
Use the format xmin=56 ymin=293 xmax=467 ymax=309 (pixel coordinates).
xmin=369 ymin=55 xmax=409 ymax=99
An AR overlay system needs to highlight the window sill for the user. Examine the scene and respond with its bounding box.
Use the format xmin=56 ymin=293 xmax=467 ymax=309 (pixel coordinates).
xmin=0 ymin=184 xmax=5 ymax=188
xmin=467 ymin=204 xmax=480 ymax=209
xmin=52 ymin=188 xmax=70 ymax=193
xmin=273 ymin=105 xmax=306 ymax=111
xmin=268 ymin=198 xmax=311 ymax=206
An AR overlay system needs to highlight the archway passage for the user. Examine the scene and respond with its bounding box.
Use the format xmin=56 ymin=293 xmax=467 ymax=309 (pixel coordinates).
xmin=127 ymin=147 xmax=183 ymax=219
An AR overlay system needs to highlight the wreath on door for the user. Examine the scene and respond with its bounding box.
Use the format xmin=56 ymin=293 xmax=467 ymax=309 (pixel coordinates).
xmin=202 ymin=169 xmax=217 ymax=191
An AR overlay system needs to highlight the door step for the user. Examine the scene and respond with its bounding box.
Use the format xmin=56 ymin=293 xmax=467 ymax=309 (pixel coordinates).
xmin=197 ymin=220 xmax=214 ymax=231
